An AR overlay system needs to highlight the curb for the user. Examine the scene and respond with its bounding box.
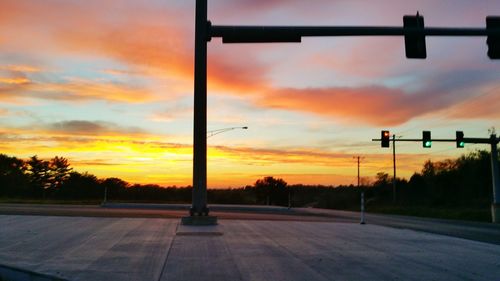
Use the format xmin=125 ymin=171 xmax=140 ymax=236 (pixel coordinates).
xmin=0 ymin=264 xmax=68 ymax=281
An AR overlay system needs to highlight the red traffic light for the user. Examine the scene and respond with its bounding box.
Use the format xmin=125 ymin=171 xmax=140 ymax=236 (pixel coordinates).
xmin=381 ymin=130 xmax=390 ymax=148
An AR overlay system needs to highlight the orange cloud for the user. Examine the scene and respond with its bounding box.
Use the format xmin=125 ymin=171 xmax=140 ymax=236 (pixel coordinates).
xmin=0 ymin=65 xmax=41 ymax=73
xmin=258 ymin=86 xmax=417 ymax=126
xmin=0 ymin=77 xmax=30 ymax=85
xmin=0 ymin=66 xmax=32 ymax=86
xmin=0 ymin=0 xmax=272 ymax=96
xmin=41 ymin=79 xmax=156 ymax=103
xmin=0 ymin=76 xmax=155 ymax=103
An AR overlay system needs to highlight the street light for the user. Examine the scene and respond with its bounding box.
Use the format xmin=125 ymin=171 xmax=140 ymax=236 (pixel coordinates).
xmin=207 ymin=126 xmax=248 ymax=138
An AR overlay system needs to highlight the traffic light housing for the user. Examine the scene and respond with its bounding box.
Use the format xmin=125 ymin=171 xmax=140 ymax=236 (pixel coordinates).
xmin=381 ymin=130 xmax=390 ymax=148
xmin=404 ymin=12 xmax=427 ymax=59
xmin=422 ymin=131 xmax=431 ymax=148
xmin=456 ymin=131 xmax=465 ymax=148
xmin=487 ymin=16 xmax=500 ymax=59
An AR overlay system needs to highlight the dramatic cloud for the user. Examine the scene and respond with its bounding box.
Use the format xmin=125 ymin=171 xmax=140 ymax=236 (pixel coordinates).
xmin=2 ymin=0 xmax=498 ymax=123
xmin=257 ymin=86 xmax=412 ymax=125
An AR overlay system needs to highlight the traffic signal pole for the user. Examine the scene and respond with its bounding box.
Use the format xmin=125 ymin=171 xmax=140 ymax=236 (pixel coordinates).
xmin=490 ymin=134 xmax=500 ymax=222
xmin=191 ymin=0 xmax=208 ymax=217
xmin=189 ymin=0 xmax=499 ymax=219
xmin=373 ymin=133 xmax=500 ymax=223
xmin=210 ymin=25 xmax=499 ymax=40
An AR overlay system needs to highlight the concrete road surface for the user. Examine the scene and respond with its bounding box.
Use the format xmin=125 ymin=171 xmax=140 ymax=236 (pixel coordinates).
xmin=2 ymin=203 xmax=500 ymax=245
xmin=1 ymin=214 xmax=500 ymax=281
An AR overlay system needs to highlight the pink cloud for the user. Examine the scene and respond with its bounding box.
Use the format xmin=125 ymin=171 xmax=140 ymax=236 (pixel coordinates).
xmin=259 ymin=86 xmax=417 ymax=125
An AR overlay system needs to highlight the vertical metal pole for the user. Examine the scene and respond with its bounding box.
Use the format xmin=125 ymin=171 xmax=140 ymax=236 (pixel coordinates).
xmin=288 ymin=187 xmax=291 ymax=209
xmin=357 ymin=156 xmax=360 ymax=187
xmin=103 ymin=186 xmax=107 ymax=205
xmin=392 ymin=134 xmax=397 ymax=203
xmin=192 ymin=0 xmax=208 ymax=216
xmin=360 ymin=192 xmax=366 ymax=224
xmin=490 ymin=134 xmax=500 ymax=223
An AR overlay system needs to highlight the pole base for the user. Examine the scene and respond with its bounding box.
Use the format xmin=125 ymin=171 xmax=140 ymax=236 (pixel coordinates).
xmin=181 ymin=215 xmax=218 ymax=226
xmin=492 ymin=204 xmax=500 ymax=223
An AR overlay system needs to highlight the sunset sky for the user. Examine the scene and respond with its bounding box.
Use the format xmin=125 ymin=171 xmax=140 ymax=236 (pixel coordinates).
xmin=1 ymin=0 xmax=499 ymax=188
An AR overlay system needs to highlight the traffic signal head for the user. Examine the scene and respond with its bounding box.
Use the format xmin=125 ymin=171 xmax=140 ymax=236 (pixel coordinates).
xmin=456 ymin=131 xmax=465 ymax=148
xmin=487 ymin=16 xmax=500 ymax=59
xmin=381 ymin=130 xmax=390 ymax=148
xmin=422 ymin=131 xmax=431 ymax=148
xmin=403 ymin=12 xmax=427 ymax=59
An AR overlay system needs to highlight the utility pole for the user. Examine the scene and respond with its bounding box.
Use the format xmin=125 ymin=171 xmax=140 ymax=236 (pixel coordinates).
xmin=355 ymin=156 xmax=361 ymax=187
xmin=392 ymin=134 xmax=397 ymax=203
xmin=354 ymin=156 xmax=364 ymax=187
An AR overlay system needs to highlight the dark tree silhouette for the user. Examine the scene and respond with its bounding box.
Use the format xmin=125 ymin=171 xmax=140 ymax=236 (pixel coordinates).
xmin=254 ymin=176 xmax=288 ymax=206
xmin=0 ymin=150 xmax=497 ymax=222
xmin=101 ymin=177 xmax=129 ymax=201
xmin=49 ymin=156 xmax=72 ymax=191
xmin=57 ymin=172 xmax=101 ymax=199
xmin=0 ymin=154 xmax=29 ymax=197
xmin=26 ymin=156 xmax=51 ymax=196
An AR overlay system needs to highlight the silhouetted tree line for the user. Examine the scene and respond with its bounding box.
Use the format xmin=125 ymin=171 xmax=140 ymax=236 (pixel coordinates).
xmin=0 ymin=154 xmax=191 ymax=202
xmin=307 ymin=150 xmax=495 ymax=211
xmin=0 ymin=151 xmax=497 ymax=211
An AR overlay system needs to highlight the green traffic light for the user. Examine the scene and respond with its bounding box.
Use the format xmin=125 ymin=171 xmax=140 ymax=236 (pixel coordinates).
xmin=459 ymin=141 xmax=465 ymax=148
xmin=424 ymin=141 xmax=432 ymax=147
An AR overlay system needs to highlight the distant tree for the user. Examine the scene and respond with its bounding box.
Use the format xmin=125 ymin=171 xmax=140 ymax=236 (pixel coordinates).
xmin=421 ymin=160 xmax=436 ymax=178
xmin=26 ymin=155 xmax=51 ymax=197
xmin=359 ymin=176 xmax=372 ymax=187
xmin=101 ymin=177 xmax=129 ymax=201
xmin=403 ymin=150 xmax=495 ymax=207
xmin=49 ymin=156 xmax=72 ymax=191
xmin=374 ymin=172 xmax=390 ymax=186
xmin=57 ymin=171 xmax=101 ymax=199
xmin=0 ymin=154 xmax=30 ymax=197
xmin=254 ymin=176 xmax=288 ymax=206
